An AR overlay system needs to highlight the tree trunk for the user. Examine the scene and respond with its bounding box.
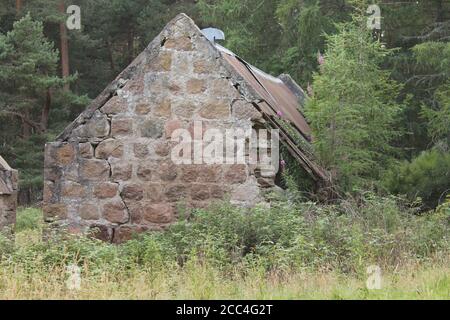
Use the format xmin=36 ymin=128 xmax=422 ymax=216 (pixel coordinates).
xmin=16 ymin=0 xmax=23 ymax=12
xmin=106 ymin=38 xmax=116 ymax=73
xmin=59 ymin=2 xmax=70 ymax=91
xmin=127 ymin=29 xmax=134 ymax=64
xmin=41 ymin=89 xmax=52 ymax=132
xmin=22 ymin=109 xmax=32 ymax=138
xmin=436 ymin=0 xmax=443 ymax=23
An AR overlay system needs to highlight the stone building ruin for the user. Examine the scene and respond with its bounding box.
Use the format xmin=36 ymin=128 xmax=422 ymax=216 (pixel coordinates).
xmin=0 ymin=156 xmax=18 ymax=232
xmin=43 ymin=14 xmax=328 ymax=243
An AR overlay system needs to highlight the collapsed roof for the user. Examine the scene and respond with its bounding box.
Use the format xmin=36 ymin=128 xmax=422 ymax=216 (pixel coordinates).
xmin=215 ymin=45 xmax=329 ymax=183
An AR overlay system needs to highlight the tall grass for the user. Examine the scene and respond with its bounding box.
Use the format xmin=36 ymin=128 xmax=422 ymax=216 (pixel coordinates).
xmin=0 ymin=195 xmax=448 ymax=299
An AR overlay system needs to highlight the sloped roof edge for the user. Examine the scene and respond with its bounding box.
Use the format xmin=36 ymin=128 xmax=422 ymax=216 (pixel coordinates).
xmin=57 ymin=13 xmax=195 ymax=141
xmin=0 ymin=155 xmax=12 ymax=171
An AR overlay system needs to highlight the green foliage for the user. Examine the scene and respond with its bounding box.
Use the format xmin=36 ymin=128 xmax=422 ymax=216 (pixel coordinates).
xmin=305 ymin=13 xmax=403 ymax=190
xmin=15 ymin=207 xmax=43 ymax=232
xmin=4 ymin=197 xmax=448 ymax=276
xmin=275 ymin=0 xmax=346 ymax=84
xmin=413 ymin=42 xmax=450 ymax=146
xmin=197 ymin=0 xmax=349 ymax=85
xmin=0 ymin=0 xmax=448 ymax=205
xmin=0 ymin=14 xmax=62 ymax=107
xmin=421 ymin=83 xmax=450 ymax=145
xmin=0 ymin=13 xmax=84 ymax=197
xmin=383 ymin=149 xmax=450 ymax=209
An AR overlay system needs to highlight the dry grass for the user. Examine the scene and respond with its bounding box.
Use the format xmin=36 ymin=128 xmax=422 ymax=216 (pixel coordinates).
xmin=1 ymin=207 xmax=447 ymax=300
xmin=0 ymin=257 xmax=448 ymax=299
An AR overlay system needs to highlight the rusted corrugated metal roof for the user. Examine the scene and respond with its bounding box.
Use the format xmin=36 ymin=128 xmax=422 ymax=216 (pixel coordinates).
xmin=218 ymin=45 xmax=311 ymax=141
xmin=217 ymin=45 xmax=329 ymax=183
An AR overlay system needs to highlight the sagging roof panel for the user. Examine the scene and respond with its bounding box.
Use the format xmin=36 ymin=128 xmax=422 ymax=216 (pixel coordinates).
xmin=217 ymin=44 xmax=329 ymax=183
xmin=217 ymin=45 xmax=311 ymax=141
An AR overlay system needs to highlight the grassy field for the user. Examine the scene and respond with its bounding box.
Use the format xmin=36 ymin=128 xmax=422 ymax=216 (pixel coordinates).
xmin=2 ymin=230 xmax=450 ymax=300
xmin=1 ymin=200 xmax=449 ymax=300
xmin=0 ymin=257 xmax=448 ymax=299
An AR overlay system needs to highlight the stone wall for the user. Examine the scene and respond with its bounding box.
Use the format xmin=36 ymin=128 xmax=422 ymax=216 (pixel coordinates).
xmin=43 ymin=14 xmax=277 ymax=243
xmin=0 ymin=161 xmax=18 ymax=233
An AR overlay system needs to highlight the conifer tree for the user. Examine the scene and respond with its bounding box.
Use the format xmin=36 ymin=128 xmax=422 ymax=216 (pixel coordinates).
xmin=305 ymin=11 xmax=403 ymax=189
xmin=0 ymin=14 xmax=64 ymax=201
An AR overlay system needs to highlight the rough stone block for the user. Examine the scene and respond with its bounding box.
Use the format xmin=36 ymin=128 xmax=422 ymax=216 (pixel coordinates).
xmin=257 ymin=177 xmax=275 ymax=188
xmin=56 ymin=143 xmax=75 ymax=166
xmin=79 ymin=142 xmax=94 ymax=158
xmin=154 ymin=142 xmax=170 ymax=157
xmin=147 ymin=51 xmax=172 ymax=72
xmin=135 ymin=103 xmax=151 ymax=115
xmin=199 ymin=101 xmax=230 ymax=119
xmin=143 ymin=203 xmax=175 ymax=224
xmin=154 ymin=99 xmax=172 ymax=118
xmin=191 ymin=184 xmax=210 ymax=201
xmin=111 ymin=161 xmax=132 ymax=181
xmin=134 ymin=143 xmax=149 ymax=158
xmin=121 ymin=183 xmax=144 ymax=201
xmin=74 ymin=111 xmax=110 ymax=138
xmin=80 ymin=159 xmax=110 ymax=181
xmin=198 ymin=165 xmax=222 ymax=183
xmin=93 ymin=182 xmax=118 ymax=199
xmin=44 ymin=167 xmax=62 ymax=182
xmin=79 ymin=203 xmax=100 ymax=220
xmin=111 ymin=117 xmax=133 ymax=136
xmin=194 ymin=60 xmax=213 ymax=74
xmin=158 ymin=161 xmax=178 ymax=181
xmin=89 ymin=224 xmax=112 ymax=242
xmin=224 ymin=164 xmax=247 ymax=184
xmin=172 ymin=101 xmax=197 ymax=119
xmin=43 ymin=180 xmax=55 ymax=202
xmin=137 ymin=163 xmax=153 ymax=181
xmin=165 ymin=119 xmax=182 ymax=139
xmin=164 ymin=36 xmax=193 ymax=51
xmin=144 ymin=184 xmax=164 ymax=202
xmin=100 ymin=96 xmax=128 ymax=114
xmin=165 ymin=185 xmax=188 ymax=202
xmin=231 ymin=179 xmax=260 ymax=204
xmin=209 ymin=78 xmax=234 ymax=98
xmin=43 ymin=204 xmax=68 ymax=221
xmin=210 ymin=184 xmax=227 ymax=199
xmin=232 ymin=100 xmax=262 ymax=120
xmin=180 ymin=165 xmax=198 ymax=183
xmin=61 ymin=181 xmax=86 ymax=198
xmin=103 ymin=200 xmax=129 ymax=224
xmin=95 ymin=139 xmax=124 ymax=159
xmin=186 ymin=79 xmax=206 ymax=94
xmin=140 ymin=119 xmax=164 ymax=139
xmin=113 ymin=225 xmax=149 ymax=243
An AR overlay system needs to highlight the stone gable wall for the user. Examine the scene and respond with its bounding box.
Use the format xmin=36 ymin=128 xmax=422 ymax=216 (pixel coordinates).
xmin=43 ymin=15 xmax=276 ymax=243
xmin=0 ymin=168 xmax=18 ymax=232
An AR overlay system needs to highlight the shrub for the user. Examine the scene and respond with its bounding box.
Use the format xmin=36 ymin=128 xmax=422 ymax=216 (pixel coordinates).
xmin=383 ymin=149 xmax=450 ymax=208
xmin=15 ymin=207 xmax=43 ymax=232
xmin=2 ymin=195 xmax=448 ymax=276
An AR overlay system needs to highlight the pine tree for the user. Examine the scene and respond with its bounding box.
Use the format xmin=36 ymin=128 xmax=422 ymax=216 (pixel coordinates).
xmin=0 ymin=14 xmax=64 ymax=201
xmin=414 ymin=41 xmax=450 ymax=146
xmin=305 ymin=11 xmax=403 ymax=190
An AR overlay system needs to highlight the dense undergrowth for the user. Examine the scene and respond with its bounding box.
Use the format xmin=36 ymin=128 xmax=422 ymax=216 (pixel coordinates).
xmin=0 ymin=194 xmax=448 ymax=299
xmin=1 ymin=194 xmax=448 ymax=276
